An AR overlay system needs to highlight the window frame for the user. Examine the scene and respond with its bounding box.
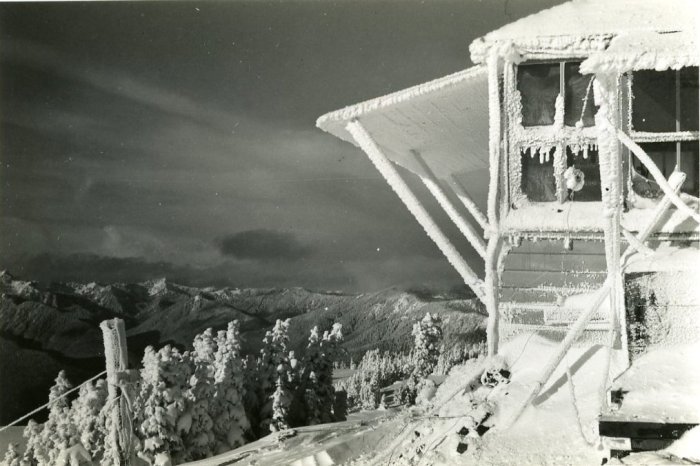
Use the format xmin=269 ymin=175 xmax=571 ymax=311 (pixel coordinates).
xmin=507 ymin=59 xmax=599 ymax=207
xmin=628 ymin=67 xmax=700 ymax=197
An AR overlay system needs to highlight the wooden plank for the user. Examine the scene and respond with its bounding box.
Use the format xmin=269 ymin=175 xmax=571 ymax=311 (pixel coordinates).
xmin=500 ymin=286 xmax=597 ymax=303
xmin=504 ymin=253 xmax=607 ymax=273
xmin=599 ymin=420 xmax=697 ymax=440
xmin=501 ymin=270 xmax=606 ymax=288
xmin=510 ymin=238 xmax=605 ymax=255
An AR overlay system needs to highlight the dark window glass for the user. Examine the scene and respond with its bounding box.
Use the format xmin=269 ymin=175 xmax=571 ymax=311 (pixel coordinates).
xmin=680 ymin=67 xmax=699 ymax=131
xmin=633 ymin=142 xmax=699 ymax=196
xmin=521 ymin=148 xmax=556 ymax=201
xmin=564 ymin=63 xmax=597 ymax=127
xmin=680 ymin=142 xmax=699 ymax=195
xmin=565 ymin=147 xmax=601 ymax=201
xmin=517 ymin=64 xmax=560 ymax=126
xmin=632 ymin=142 xmax=675 ymax=199
xmin=632 ymin=70 xmax=676 ymax=132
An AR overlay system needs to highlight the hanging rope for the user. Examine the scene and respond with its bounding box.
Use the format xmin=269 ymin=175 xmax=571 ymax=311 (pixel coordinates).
xmin=564 ymin=354 xmax=598 ymax=446
xmin=0 ymin=370 xmax=108 ymax=433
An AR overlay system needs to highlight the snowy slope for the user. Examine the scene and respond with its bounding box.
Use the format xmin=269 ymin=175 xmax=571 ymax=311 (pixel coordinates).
xmin=196 ymin=332 xmax=700 ymax=465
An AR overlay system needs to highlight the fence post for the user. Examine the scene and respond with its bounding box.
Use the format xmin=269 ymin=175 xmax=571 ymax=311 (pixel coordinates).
xmin=100 ymin=318 xmax=130 ymax=464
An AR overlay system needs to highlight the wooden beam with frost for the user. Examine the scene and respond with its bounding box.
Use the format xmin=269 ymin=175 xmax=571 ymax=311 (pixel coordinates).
xmin=618 ymin=130 xmax=700 ymax=224
xmin=345 ymin=119 xmax=486 ymax=304
xmin=449 ymin=176 xmax=490 ymax=232
xmin=411 ymin=151 xmax=487 ymax=259
xmin=484 ymin=50 xmax=503 ymax=357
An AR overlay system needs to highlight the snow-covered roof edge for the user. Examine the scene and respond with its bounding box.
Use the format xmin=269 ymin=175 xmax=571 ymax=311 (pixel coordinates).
xmin=581 ymin=31 xmax=699 ymax=74
xmin=316 ymin=65 xmax=486 ymax=133
xmin=469 ymin=0 xmax=698 ymax=65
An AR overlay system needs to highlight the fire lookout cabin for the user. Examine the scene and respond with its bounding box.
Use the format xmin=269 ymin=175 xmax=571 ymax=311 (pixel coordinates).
xmin=317 ymin=0 xmax=700 ymax=457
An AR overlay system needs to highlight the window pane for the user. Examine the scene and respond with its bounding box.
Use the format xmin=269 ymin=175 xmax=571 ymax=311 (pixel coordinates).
xmin=631 ymin=142 xmax=676 ymax=198
xmin=566 ymin=147 xmax=601 ymax=201
xmin=680 ymin=142 xmax=699 ymax=195
xmin=680 ymin=67 xmax=699 ymax=131
xmin=564 ymin=63 xmax=597 ymax=127
xmin=632 ymin=70 xmax=676 ymax=132
xmin=517 ymin=64 xmax=560 ymax=126
xmin=521 ymin=147 xmax=556 ymax=201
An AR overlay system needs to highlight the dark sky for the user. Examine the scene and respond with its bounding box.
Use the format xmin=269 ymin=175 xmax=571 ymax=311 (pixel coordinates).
xmin=0 ymin=0 xmax=560 ymax=292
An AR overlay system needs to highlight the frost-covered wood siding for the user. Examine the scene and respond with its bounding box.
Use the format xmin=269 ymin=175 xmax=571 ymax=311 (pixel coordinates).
xmin=498 ymin=238 xmax=608 ymax=343
xmin=501 ymin=238 xmax=606 ymax=302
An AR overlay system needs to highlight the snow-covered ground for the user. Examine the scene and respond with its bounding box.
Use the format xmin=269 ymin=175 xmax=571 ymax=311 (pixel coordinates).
xmin=183 ymin=332 xmax=700 ymax=466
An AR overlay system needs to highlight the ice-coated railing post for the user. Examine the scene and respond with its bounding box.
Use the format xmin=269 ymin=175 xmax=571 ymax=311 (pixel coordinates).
xmin=411 ymin=150 xmax=487 ymax=259
xmin=484 ymin=48 xmax=503 ymax=357
xmin=101 ymin=318 xmax=129 ymax=465
xmin=595 ymin=73 xmax=625 ymax=404
xmin=345 ymin=119 xmax=487 ymax=305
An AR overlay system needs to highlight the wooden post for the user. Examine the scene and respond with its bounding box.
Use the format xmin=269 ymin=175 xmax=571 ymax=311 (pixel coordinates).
xmin=101 ymin=318 xmax=129 ymax=465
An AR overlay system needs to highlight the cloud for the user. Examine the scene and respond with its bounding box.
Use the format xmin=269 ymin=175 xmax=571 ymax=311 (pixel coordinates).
xmin=218 ymin=229 xmax=313 ymax=262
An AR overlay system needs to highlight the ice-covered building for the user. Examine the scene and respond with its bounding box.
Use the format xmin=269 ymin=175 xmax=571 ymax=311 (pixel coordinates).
xmin=318 ymin=0 xmax=699 ymax=456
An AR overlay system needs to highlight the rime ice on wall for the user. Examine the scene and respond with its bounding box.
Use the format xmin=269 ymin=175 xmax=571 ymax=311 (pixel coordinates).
xmin=625 ymin=271 xmax=700 ymax=358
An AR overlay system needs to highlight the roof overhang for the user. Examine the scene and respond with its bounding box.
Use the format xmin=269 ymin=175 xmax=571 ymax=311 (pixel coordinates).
xmin=580 ymin=31 xmax=699 ymax=74
xmin=316 ymin=66 xmax=489 ymax=181
xmin=469 ymin=0 xmax=698 ymax=65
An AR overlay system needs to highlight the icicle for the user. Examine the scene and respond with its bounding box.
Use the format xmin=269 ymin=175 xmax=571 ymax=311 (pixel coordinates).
xmin=539 ymin=148 xmax=545 ymax=164
xmin=583 ymin=144 xmax=589 ymax=159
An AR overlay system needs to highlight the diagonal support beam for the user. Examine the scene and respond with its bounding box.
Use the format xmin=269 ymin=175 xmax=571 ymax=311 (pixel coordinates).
xmin=618 ymin=129 xmax=700 ymax=224
xmin=346 ymin=119 xmax=486 ymax=304
xmin=449 ymin=176 xmax=490 ymax=233
xmin=411 ymin=150 xmax=487 ymax=259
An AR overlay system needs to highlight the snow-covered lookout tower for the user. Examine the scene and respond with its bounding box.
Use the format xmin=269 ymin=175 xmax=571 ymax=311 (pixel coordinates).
xmin=317 ymin=0 xmax=699 ymax=367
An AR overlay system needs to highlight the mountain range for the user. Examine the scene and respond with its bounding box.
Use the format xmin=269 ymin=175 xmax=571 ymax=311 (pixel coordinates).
xmin=0 ymin=270 xmax=485 ymax=424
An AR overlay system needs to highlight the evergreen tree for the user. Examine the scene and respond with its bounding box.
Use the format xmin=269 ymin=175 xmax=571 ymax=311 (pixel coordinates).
xmin=184 ymin=328 xmax=217 ymax=460
xmin=302 ymin=324 xmax=343 ymax=424
xmin=22 ymin=419 xmax=47 ymax=465
xmin=0 ymin=443 xmax=21 ymax=466
xmin=212 ymin=321 xmax=250 ymax=453
xmin=257 ymin=319 xmax=290 ymax=433
xmin=134 ymin=345 xmax=191 ymax=465
xmin=40 ymin=370 xmax=78 ymax=464
xmin=411 ymin=313 xmax=443 ymax=379
xmin=69 ymin=378 xmax=108 ymax=461
xmin=269 ymin=376 xmax=291 ymax=432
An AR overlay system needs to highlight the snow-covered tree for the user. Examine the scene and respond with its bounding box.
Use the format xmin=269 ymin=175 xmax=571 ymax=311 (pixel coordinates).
xmin=211 ymin=321 xmax=250 ymax=452
xmin=0 ymin=443 xmax=21 ymax=466
xmin=411 ymin=313 xmax=443 ymax=379
xmin=22 ymin=419 xmax=47 ymax=465
xmin=183 ymin=328 xmax=217 ymax=460
xmin=134 ymin=345 xmax=191 ymax=465
xmin=257 ymin=319 xmax=290 ymax=433
xmin=269 ymin=376 xmax=292 ymax=432
xmin=302 ymin=324 xmax=343 ymax=424
xmin=69 ymin=378 xmax=108 ymax=461
xmin=39 ymin=370 xmax=78 ymax=464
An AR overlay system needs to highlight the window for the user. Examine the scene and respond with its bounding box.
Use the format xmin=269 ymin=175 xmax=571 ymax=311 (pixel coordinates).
xmin=521 ymin=148 xmax=556 ymax=202
xmin=512 ymin=61 xmax=600 ymax=205
xmin=566 ymin=147 xmax=601 ymax=201
xmin=630 ymin=67 xmax=699 ymax=196
xmin=517 ymin=62 xmax=597 ymax=127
